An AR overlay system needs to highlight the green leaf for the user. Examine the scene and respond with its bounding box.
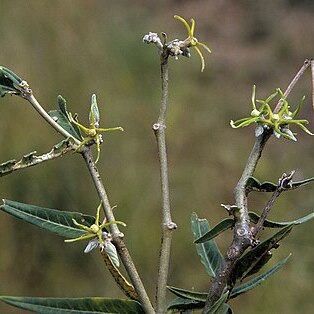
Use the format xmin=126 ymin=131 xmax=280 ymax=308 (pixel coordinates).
xmin=167 ymin=286 xmax=207 ymax=302
xmin=231 ymin=254 xmax=291 ymax=298
xmin=229 ymin=225 xmax=293 ymax=285
xmin=0 ymin=296 xmax=144 ymax=314
xmin=245 ymin=177 xmax=277 ymax=193
xmin=0 ymin=199 xmax=95 ymax=238
xmin=290 ymin=176 xmax=314 ymax=189
xmin=249 ymin=211 xmax=314 ymax=228
xmin=194 ymin=218 xmax=234 ymax=243
xmin=167 ymin=287 xmax=233 ymax=314
xmin=167 ymin=297 xmax=204 ymax=312
xmin=246 ymin=175 xmax=314 ymax=193
xmin=48 ymin=95 xmax=83 ymax=140
xmin=191 ymin=212 xmax=224 ymax=278
xmin=0 ymin=66 xmax=24 ymax=97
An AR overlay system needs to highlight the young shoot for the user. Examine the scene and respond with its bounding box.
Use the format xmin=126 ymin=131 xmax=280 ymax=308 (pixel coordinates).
xmin=69 ymin=94 xmax=124 ymax=163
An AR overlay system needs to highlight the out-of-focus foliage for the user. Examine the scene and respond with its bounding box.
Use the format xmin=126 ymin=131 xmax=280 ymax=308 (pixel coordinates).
xmin=0 ymin=1 xmax=313 ymax=313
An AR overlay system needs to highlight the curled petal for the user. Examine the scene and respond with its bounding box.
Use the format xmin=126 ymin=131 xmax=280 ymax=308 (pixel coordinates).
xmin=197 ymin=41 xmax=212 ymax=53
xmin=294 ymin=122 xmax=314 ymax=135
xmin=194 ymin=45 xmax=206 ymax=72
xmin=174 ymin=15 xmax=192 ymax=37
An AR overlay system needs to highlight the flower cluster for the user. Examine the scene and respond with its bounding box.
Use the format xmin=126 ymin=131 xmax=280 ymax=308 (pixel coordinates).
xmin=143 ymin=15 xmax=211 ymax=72
xmin=230 ymin=85 xmax=313 ymax=141
xmin=65 ymin=202 xmax=126 ymax=267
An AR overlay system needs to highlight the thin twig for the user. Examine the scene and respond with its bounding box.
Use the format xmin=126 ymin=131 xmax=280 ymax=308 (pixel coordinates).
xmin=154 ymin=49 xmax=177 ymax=314
xmin=311 ymin=60 xmax=314 ymax=111
xmin=82 ymin=149 xmax=154 ymax=314
xmin=252 ymin=171 xmax=294 ymax=237
xmin=24 ymin=94 xmax=81 ymax=146
xmin=274 ymin=59 xmax=311 ymax=113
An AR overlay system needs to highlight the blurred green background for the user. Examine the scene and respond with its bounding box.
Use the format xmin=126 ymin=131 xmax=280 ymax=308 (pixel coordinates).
xmin=0 ymin=1 xmax=313 ymax=313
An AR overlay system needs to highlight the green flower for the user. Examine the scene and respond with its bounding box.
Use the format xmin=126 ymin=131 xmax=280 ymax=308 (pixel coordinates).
xmin=174 ymin=15 xmax=211 ymax=72
xmin=230 ymin=85 xmax=313 ymax=141
xmin=69 ymin=94 xmax=124 ymax=163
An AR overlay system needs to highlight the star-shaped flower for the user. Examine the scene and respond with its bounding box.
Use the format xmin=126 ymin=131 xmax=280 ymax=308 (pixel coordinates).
xmin=174 ymin=15 xmax=211 ymax=72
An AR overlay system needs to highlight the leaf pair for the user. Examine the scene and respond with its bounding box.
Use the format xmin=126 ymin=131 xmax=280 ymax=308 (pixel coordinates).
xmin=0 ymin=200 xmax=141 ymax=312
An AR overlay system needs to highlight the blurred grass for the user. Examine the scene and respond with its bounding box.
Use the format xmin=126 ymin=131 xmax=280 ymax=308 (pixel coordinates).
xmin=0 ymin=1 xmax=313 ymax=313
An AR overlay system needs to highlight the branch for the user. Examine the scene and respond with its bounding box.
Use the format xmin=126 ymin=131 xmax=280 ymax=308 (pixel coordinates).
xmin=274 ymin=59 xmax=311 ymax=113
xmin=0 ymin=139 xmax=75 ymax=177
xmin=311 ymin=59 xmax=314 ymax=111
xmin=81 ymin=149 xmax=154 ymax=314
xmin=23 ymin=92 xmax=81 ymax=146
xmin=203 ymin=60 xmax=311 ymax=313
xmin=154 ymin=47 xmax=177 ymax=314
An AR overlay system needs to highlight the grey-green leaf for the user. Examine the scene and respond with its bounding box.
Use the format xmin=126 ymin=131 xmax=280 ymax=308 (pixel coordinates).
xmin=249 ymin=211 xmax=314 ymax=228
xmin=231 ymin=254 xmax=291 ymax=298
xmin=167 ymin=286 xmax=207 ymax=302
xmin=48 ymin=95 xmax=82 ymax=140
xmin=167 ymin=297 xmax=204 ymax=312
xmin=0 ymin=199 xmax=95 ymax=238
xmin=194 ymin=218 xmax=234 ymax=243
xmin=0 ymin=66 xmax=24 ymax=97
xmin=191 ymin=212 xmax=224 ymax=278
xmin=0 ymin=296 xmax=144 ymax=314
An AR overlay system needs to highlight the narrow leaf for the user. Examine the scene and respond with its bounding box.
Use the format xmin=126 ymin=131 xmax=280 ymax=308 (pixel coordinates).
xmin=291 ymin=176 xmax=314 ymax=189
xmin=0 ymin=296 xmax=144 ymax=314
xmin=0 ymin=199 xmax=95 ymax=238
xmin=167 ymin=286 xmax=207 ymax=302
xmin=191 ymin=212 xmax=224 ymax=278
xmin=249 ymin=211 xmax=314 ymax=228
xmin=167 ymin=297 xmax=204 ymax=312
xmin=0 ymin=66 xmax=24 ymax=97
xmin=231 ymin=254 xmax=291 ymax=298
xmin=194 ymin=218 xmax=234 ymax=243
xmin=48 ymin=95 xmax=82 ymax=140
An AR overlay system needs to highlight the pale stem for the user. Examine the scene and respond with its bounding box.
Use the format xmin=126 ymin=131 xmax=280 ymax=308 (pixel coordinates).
xmin=154 ymin=51 xmax=177 ymax=314
xmin=25 ymin=94 xmax=81 ymax=146
xmin=82 ymin=149 xmax=154 ymax=314
xmin=274 ymin=59 xmax=311 ymax=113
xmin=311 ymin=60 xmax=314 ymax=111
